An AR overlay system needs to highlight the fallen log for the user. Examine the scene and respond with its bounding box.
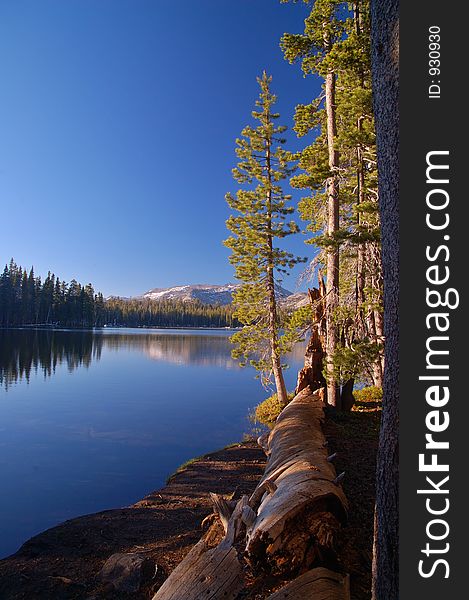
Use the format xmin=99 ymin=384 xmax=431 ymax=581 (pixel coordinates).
xmin=267 ymin=567 xmax=350 ymax=600
xmin=153 ymin=387 xmax=349 ymax=598
xmin=152 ymin=496 xmax=247 ymax=600
xmin=245 ymin=387 xmax=347 ymax=574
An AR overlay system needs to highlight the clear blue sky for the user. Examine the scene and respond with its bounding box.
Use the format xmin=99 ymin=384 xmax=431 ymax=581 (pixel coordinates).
xmin=0 ymin=0 xmax=321 ymax=297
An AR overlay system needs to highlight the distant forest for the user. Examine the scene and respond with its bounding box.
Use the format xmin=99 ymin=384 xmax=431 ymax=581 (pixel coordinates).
xmin=0 ymin=260 xmax=238 ymax=329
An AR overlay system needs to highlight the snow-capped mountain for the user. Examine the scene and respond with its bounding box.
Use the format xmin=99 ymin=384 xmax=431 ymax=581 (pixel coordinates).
xmin=281 ymin=292 xmax=310 ymax=310
xmin=142 ymin=284 xmax=238 ymax=305
xmin=141 ymin=283 xmax=300 ymax=306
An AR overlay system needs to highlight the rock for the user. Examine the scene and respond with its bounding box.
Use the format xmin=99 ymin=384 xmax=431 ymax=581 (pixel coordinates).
xmin=99 ymin=552 xmax=156 ymax=593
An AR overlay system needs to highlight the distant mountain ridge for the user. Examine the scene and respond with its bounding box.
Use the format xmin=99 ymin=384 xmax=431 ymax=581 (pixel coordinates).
xmin=140 ymin=283 xmax=307 ymax=307
xmin=142 ymin=284 xmax=239 ymax=305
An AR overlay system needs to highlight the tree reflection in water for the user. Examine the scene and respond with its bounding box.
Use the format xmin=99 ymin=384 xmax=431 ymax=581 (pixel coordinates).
xmin=0 ymin=329 xmax=307 ymax=389
xmin=0 ymin=329 xmax=103 ymax=389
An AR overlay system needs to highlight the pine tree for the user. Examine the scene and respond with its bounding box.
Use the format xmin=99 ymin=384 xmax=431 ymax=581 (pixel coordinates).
xmin=281 ymin=0 xmax=383 ymax=402
xmin=224 ymin=72 xmax=305 ymax=404
xmin=28 ymin=268 xmax=37 ymax=324
xmin=82 ymin=283 xmax=95 ymax=327
xmin=0 ymin=265 xmax=12 ymax=326
xmin=21 ymin=271 xmax=30 ymax=325
xmin=53 ymin=277 xmax=62 ymax=324
xmin=282 ymin=0 xmax=345 ymax=407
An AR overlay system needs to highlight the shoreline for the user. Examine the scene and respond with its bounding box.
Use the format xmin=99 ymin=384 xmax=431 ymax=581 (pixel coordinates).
xmin=0 ymin=407 xmax=379 ymax=600
xmin=0 ymin=442 xmax=265 ymax=599
xmin=1 ymin=325 xmax=241 ymax=332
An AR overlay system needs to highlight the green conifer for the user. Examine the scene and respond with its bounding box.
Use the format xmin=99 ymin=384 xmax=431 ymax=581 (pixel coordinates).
xmin=224 ymin=72 xmax=305 ymax=404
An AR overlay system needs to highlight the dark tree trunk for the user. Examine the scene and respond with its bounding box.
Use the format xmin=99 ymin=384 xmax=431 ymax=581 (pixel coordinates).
xmin=370 ymin=1 xmax=399 ymax=599
xmin=340 ymin=378 xmax=355 ymax=412
xmin=324 ymin=64 xmax=341 ymax=410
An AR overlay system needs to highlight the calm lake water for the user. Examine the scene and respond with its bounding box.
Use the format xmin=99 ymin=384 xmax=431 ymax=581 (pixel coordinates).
xmin=0 ymin=328 xmax=304 ymax=558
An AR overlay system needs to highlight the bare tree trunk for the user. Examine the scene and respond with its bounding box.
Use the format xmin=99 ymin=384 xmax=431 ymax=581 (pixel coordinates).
xmin=355 ymin=1 xmax=366 ymax=325
xmin=374 ymin=305 xmax=385 ymax=380
xmin=371 ymin=240 xmax=386 ymax=382
xmin=267 ymin=250 xmax=288 ymax=404
xmin=266 ymin=143 xmax=288 ymax=406
xmin=271 ymin=331 xmax=288 ymax=405
xmin=366 ymin=304 xmax=384 ymax=387
xmin=356 ymin=129 xmax=369 ymax=366
xmin=370 ymin=1 xmax=399 ymax=598
xmin=340 ymin=377 xmax=355 ymax=412
xmin=296 ymin=287 xmax=326 ymax=394
xmin=324 ymin=53 xmax=341 ymax=409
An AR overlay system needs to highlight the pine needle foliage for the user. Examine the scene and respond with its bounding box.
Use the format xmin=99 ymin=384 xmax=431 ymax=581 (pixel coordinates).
xmin=224 ymin=73 xmax=306 ymax=402
xmin=281 ymin=0 xmax=384 ymax=388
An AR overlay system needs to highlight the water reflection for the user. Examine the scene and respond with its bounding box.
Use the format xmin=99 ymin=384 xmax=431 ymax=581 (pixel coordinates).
xmin=0 ymin=329 xmax=103 ymax=389
xmin=0 ymin=327 xmax=306 ymax=558
xmin=107 ymin=333 xmax=238 ymax=368
xmin=0 ymin=329 xmax=307 ymax=388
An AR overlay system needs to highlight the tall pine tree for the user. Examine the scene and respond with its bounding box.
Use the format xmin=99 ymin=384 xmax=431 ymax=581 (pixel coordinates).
xmin=224 ymin=72 xmax=305 ymax=404
xmin=281 ymin=0 xmax=383 ymax=403
xmin=282 ymin=0 xmax=345 ymax=407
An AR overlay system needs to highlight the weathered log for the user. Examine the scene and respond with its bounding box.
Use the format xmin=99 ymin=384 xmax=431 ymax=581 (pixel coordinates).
xmin=154 ymin=387 xmax=349 ymax=597
xmin=152 ymin=496 xmax=248 ymax=600
xmin=257 ymin=431 xmax=270 ymax=455
xmin=296 ymin=288 xmax=327 ymax=395
xmin=209 ymin=492 xmax=234 ymax=533
xmin=267 ymin=567 xmax=350 ymax=600
xmin=245 ymin=387 xmax=347 ymax=574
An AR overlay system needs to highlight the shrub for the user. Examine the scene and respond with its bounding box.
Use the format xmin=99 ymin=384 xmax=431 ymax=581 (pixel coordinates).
xmin=353 ymin=385 xmax=383 ymax=403
xmin=353 ymin=385 xmax=383 ymax=404
xmin=251 ymin=391 xmax=295 ymax=427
